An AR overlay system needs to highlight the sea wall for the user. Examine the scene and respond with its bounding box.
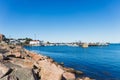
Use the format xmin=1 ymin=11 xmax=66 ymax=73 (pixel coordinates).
xmin=0 ymin=43 xmax=92 ymax=80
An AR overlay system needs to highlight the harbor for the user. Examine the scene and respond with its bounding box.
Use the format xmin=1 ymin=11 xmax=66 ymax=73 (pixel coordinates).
xmin=24 ymin=43 xmax=120 ymax=80
xmin=1 ymin=0 xmax=119 ymax=79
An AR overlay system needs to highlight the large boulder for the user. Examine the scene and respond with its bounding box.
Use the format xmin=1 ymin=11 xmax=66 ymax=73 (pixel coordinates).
xmin=83 ymin=77 xmax=92 ymax=80
xmin=32 ymin=54 xmax=43 ymax=61
xmin=10 ymin=58 xmax=34 ymax=69
xmin=38 ymin=60 xmax=64 ymax=80
xmin=63 ymin=67 xmax=83 ymax=75
xmin=2 ymin=52 xmax=17 ymax=58
xmin=0 ymin=63 xmax=10 ymax=78
xmin=28 ymin=52 xmax=43 ymax=61
xmin=62 ymin=72 xmax=75 ymax=80
xmin=11 ymin=52 xmax=21 ymax=58
xmin=9 ymin=68 xmax=36 ymax=80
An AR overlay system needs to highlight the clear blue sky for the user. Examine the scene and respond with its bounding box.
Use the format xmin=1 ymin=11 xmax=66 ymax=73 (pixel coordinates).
xmin=0 ymin=0 xmax=120 ymax=42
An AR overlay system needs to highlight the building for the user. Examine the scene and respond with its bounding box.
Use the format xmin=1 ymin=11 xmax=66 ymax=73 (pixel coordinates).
xmin=9 ymin=39 xmax=21 ymax=45
xmin=18 ymin=39 xmax=26 ymax=43
xmin=29 ymin=40 xmax=40 ymax=46
xmin=82 ymin=43 xmax=88 ymax=48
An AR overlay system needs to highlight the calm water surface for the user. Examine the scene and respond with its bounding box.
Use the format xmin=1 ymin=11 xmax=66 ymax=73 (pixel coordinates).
xmin=24 ymin=44 xmax=120 ymax=80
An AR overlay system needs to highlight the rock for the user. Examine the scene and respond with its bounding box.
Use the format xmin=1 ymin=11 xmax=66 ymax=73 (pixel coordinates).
xmin=75 ymin=70 xmax=83 ymax=75
xmin=3 ymin=52 xmax=21 ymax=58
xmin=47 ymin=58 xmax=54 ymax=62
xmin=0 ymin=53 xmax=3 ymax=60
xmin=63 ymin=68 xmax=75 ymax=73
xmin=33 ymin=69 xmax=39 ymax=74
xmin=9 ymin=68 xmax=36 ymax=80
xmin=0 ymin=75 xmax=8 ymax=80
xmin=0 ymin=48 xmax=9 ymax=54
xmin=27 ymin=52 xmax=44 ymax=61
xmin=11 ymin=52 xmax=21 ymax=58
xmin=83 ymin=77 xmax=91 ymax=80
xmin=7 ymin=75 xmax=18 ymax=80
xmin=76 ymin=77 xmax=92 ymax=80
xmin=28 ymin=52 xmax=35 ymax=57
xmin=24 ymin=49 xmax=30 ymax=55
xmin=0 ymin=44 xmax=92 ymax=80
xmin=10 ymin=58 xmax=34 ymax=69
xmin=32 ymin=69 xmax=40 ymax=80
xmin=2 ymin=61 xmax=21 ymax=69
xmin=62 ymin=72 xmax=75 ymax=80
xmin=32 ymin=54 xmax=43 ymax=61
xmin=12 ymin=48 xmax=21 ymax=53
xmin=63 ymin=67 xmax=83 ymax=75
xmin=38 ymin=60 xmax=64 ymax=80
xmin=76 ymin=78 xmax=83 ymax=80
xmin=9 ymin=45 xmax=15 ymax=49
xmin=0 ymin=63 xmax=10 ymax=78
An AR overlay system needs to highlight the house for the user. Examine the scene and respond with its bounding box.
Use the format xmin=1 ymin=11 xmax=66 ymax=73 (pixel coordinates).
xmin=18 ymin=39 xmax=26 ymax=43
xmin=9 ymin=39 xmax=21 ymax=45
xmin=29 ymin=40 xmax=40 ymax=46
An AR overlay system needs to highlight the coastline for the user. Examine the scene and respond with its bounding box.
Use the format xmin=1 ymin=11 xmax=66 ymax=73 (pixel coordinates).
xmin=0 ymin=43 xmax=92 ymax=80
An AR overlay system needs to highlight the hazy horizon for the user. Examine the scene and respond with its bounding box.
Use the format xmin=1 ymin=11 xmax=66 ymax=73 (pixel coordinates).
xmin=0 ymin=0 xmax=120 ymax=43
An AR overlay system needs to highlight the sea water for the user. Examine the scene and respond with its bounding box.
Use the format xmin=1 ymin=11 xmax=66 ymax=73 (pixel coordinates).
xmin=24 ymin=44 xmax=120 ymax=80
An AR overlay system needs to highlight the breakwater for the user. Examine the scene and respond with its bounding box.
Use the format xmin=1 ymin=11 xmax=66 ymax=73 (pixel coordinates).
xmin=0 ymin=43 xmax=91 ymax=80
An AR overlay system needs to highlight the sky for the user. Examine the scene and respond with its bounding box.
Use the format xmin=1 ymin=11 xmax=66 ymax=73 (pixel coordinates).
xmin=0 ymin=0 xmax=120 ymax=43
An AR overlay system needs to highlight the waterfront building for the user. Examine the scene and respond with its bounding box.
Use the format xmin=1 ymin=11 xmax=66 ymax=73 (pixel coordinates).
xmin=9 ymin=39 xmax=20 ymax=45
xmin=82 ymin=43 xmax=88 ymax=48
xmin=18 ymin=39 xmax=26 ymax=43
xmin=29 ymin=40 xmax=40 ymax=46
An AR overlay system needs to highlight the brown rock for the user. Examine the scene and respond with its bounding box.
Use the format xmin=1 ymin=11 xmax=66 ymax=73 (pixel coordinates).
xmin=38 ymin=60 xmax=64 ymax=80
xmin=3 ymin=51 xmax=21 ymax=58
xmin=9 ymin=68 xmax=36 ymax=80
xmin=9 ymin=45 xmax=15 ymax=49
xmin=27 ymin=52 xmax=44 ymax=61
xmin=0 ymin=53 xmax=3 ymax=60
xmin=28 ymin=52 xmax=35 ymax=57
xmin=63 ymin=68 xmax=75 ymax=72
xmin=47 ymin=58 xmax=54 ymax=62
xmin=10 ymin=58 xmax=34 ymax=68
xmin=0 ymin=44 xmax=92 ymax=80
xmin=12 ymin=52 xmax=21 ymax=58
xmin=62 ymin=72 xmax=75 ymax=80
xmin=76 ymin=78 xmax=83 ymax=80
xmin=0 ymin=63 xmax=10 ymax=78
xmin=83 ymin=77 xmax=91 ymax=80
xmin=75 ymin=70 xmax=83 ymax=75
xmin=63 ymin=67 xmax=83 ymax=75
xmin=76 ymin=77 xmax=92 ymax=80
xmin=32 ymin=54 xmax=43 ymax=61
xmin=24 ymin=49 xmax=30 ymax=55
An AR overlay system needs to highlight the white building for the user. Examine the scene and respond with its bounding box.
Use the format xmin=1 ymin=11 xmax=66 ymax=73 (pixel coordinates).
xmin=29 ymin=40 xmax=40 ymax=46
xmin=9 ymin=39 xmax=20 ymax=45
xmin=18 ymin=39 xmax=26 ymax=43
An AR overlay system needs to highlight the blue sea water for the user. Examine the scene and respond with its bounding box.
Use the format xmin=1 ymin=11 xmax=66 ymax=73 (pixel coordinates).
xmin=24 ymin=44 xmax=120 ymax=80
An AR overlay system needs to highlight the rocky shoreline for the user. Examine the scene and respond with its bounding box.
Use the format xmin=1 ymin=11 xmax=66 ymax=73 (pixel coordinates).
xmin=0 ymin=43 xmax=92 ymax=80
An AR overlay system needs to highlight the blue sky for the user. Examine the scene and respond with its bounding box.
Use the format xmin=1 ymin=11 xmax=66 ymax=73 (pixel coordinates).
xmin=0 ymin=0 xmax=120 ymax=42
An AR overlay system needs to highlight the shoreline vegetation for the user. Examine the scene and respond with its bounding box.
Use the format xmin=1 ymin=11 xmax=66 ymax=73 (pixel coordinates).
xmin=0 ymin=33 xmax=109 ymax=48
xmin=0 ymin=43 xmax=92 ymax=80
